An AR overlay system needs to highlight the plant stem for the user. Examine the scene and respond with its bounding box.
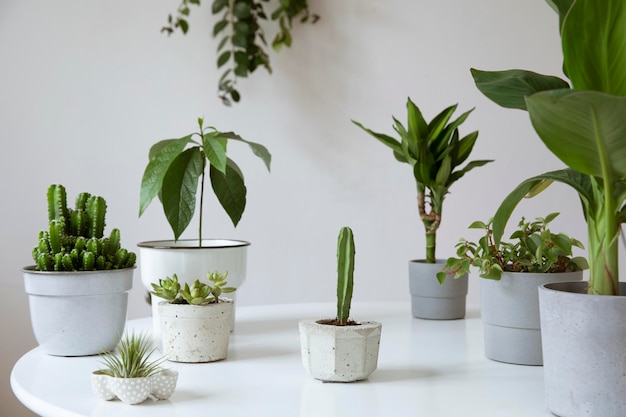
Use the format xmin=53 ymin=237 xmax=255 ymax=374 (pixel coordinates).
xmin=199 ymin=157 xmax=206 ymax=247
xmin=589 ymin=176 xmax=619 ymax=295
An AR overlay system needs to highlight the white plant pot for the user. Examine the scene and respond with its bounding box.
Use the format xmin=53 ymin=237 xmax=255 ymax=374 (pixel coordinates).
xmin=539 ymin=281 xmax=626 ymax=417
xmin=481 ymin=270 xmax=582 ymax=366
xmin=159 ymin=299 xmax=234 ymax=363
xmin=409 ymin=260 xmax=468 ymax=320
xmin=138 ymin=239 xmax=249 ymax=334
xmin=91 ymin=369 xmax=178 ymax=405
xmin=22 ymin=266 xmax=134 ymax=356
xmin=299 ymin=319 xmax=382 ymax=382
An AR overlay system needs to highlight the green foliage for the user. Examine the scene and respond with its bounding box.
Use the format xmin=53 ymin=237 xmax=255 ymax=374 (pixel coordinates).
xmin=33 ymin=184 xmax=136 ymax=271
xmin=352 ymin=98 xmax=493 ymax=263
xmin=98 ymin=331 xmax=166 ymax=379
xmin=161 ymin=0 xmax=318 ymax=105
xmin=471 ymin=0 xmax=626 ymax=295
xmin=438 ymin=213 xmax=588 ymax=283
xmin=336 ymin=227 xmax=355 ymax=326
xmin=139 ymin=118 xmax=271 ymax=243
xmin=150 ymin=271 xmax=236 ymax=305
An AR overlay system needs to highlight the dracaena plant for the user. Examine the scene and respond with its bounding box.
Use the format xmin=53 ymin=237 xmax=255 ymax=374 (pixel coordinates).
xmin=139 ymin=118 xmax=271 ymax=244
xmin=352 ymin=98 xmax=493 ymax=264
xmin=471 ymin=0 xmax=626 ymax=295
xmin=151 ymin=271 xmax=236 ymax=305
xmin=437 ymin=213 xmax=588 ymax=283
xmin=162 ymin=0 xmax=318 ymax=105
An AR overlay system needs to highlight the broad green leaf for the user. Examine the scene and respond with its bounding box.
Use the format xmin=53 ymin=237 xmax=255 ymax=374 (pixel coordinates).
xmin=217 ymin=51 xmax=231 ymax=68
xmin=435 ymin=155 xmax=452 ymax=186
xmin=492 ymin=169 xmax=594 ymax=246
xmin=455 ymin=131 xmax=479 ymax=165
xmin=213 ymin=20 xmax=228 ymax=37
xmin=233 ymin=2 xmax=251 ymax=19
xmin=561 ymin=0 xmax=626 ymax=94
xmin=545 ymin=0 xmax=574 ymax=29
xmin=215 ymin=131 xmax=272 ymax=172
xmin=527 ymin=90 xmax=626 ymax=181
xmin=161 ymin=148 xmax=204 ymax=240
xmin=202 ymin=131 xmax=227 ymax=173
xmin=406 ymin=98 xmax=428 ymax=144
xmin=212 ymin=0 xmax=228 ymax=14
xmin=139 ymin=136 xmax=192 ymax=216
xmin=210 ymin=158 xmax=247 ymax=227
xmin=471 ymin=68 xmax=569 ymax=110
xmin=427 ymin=104 xmax=457 ymax=142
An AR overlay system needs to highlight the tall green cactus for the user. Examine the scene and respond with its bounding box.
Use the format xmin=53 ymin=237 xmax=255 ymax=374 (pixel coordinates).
xmin=32 ymin=184 xmax=136 ymax=271
xmin=336 ymin=226 xmax=355 ymax=326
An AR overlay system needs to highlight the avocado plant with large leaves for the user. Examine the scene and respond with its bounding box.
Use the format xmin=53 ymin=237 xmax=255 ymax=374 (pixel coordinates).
xmin=471 ymin=0 xmax=626 ymax=295
xmin=139 ymin=118 xmax=271 ymax=244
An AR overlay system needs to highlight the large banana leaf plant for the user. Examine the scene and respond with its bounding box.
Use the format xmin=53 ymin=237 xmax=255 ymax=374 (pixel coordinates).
xmin=471 ymin=0 xmax=626 ymax=295
xmin=353 ymin=98 xmax=493 ymax=263
xmin=139 ymin=118 xmax=271 ymax=244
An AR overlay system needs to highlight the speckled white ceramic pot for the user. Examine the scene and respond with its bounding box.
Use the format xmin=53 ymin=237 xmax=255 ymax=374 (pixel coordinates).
xmin=299 ymin=319 xmax=382 ymax=382
xmin=159 ymin=299 xmax=233 ymax=363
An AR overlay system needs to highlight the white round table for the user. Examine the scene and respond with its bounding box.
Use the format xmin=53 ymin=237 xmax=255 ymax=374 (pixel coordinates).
xmin=11 ymin=302 xmax=553 ymax=416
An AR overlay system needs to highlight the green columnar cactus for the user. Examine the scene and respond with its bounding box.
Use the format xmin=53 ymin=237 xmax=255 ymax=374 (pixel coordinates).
xmin=32 ymin=184 xmax=136 ymax=271
xmin=336 ymin=227 xmax=355 ymax=326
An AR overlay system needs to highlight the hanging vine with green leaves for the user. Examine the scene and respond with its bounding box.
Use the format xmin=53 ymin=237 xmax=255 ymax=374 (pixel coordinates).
xmin=163 ymin=0 xmax=319 ymax=106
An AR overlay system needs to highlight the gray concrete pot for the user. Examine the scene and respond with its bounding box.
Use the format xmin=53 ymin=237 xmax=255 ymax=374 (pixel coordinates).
xmin=481 ymin=270 xmax=582 ymax=366
xmin=539 ymin=281 xmax=626 ymax=417
xmin=299 ymin=319 xmax=382 ymax=382
xmin=409 ymin=260 xmax=468 ymax=320
xmin=22 ymin=266 xmax=134 ymax=356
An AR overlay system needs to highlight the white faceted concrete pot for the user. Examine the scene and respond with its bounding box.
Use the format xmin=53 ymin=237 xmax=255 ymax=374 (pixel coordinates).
xmin=299 ymin=319 xmax=382 ymax=382
xmin=91 ymin=369 xmax=178 ymax=404
xmin=138 ymin=239 xmax=248 ymax=335
xmin=539 ymin=281 xmax=626 ymax=417
xmin=159 ymin=299 xmax=233 ymax=363
xmin=22 ymin=266 xmax=134 ymax=356
xmin=481 ymin=270 xmax=582 ymax=366
xmin=409 ymin=260 xmax=468 ymax=320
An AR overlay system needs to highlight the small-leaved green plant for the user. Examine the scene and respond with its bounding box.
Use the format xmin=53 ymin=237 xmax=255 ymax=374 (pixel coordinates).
xmin=437 ymin=213 xmax=588 ymax=283
xmin=151 ymin=271 xmax=236 ymax=305
xmin=97 ymin=331 xmax=166 ymax=379
xmin=139 ymin=118 xmax=271 ymax=244
xmin=353 ymin=98 xmax=493 ymax=264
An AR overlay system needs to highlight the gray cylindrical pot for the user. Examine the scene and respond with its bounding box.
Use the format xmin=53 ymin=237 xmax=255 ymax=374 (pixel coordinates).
xmin=480 ymin=270 xmax=582 ymax=366
xmin=409 ymin=260 xmax=468 ymax=320
xmin=23 ymin=266 xmax=134 ymax=356
xmin=539 ymin=281 xmax=626 ymax=417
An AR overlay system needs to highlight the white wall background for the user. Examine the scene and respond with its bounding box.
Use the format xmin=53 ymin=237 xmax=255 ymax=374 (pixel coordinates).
xmin=1 ymin=1 xmax=619 ymax=416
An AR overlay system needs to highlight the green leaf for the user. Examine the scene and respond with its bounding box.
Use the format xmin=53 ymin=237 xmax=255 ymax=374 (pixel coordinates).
xmin=406 ymin=98 xmax=428 ymax=139
xmin=216 ymin=131 xmax=272 ymax=172
xmin=217 ymin=51 xmax=231 ymax=68
xmin=232 ymin=32 xmax=247 ymax=48
xmin=427 ymin=104 xmax=457 ymax=142
xmin=233 ymin=2 xmax=252 ymax=18
xmin=217 ymin=35 xmax=229 ymax=51
xmin=202 ymin=132 xmax=228 ymax=173
xmin=210 ymin=158 xmax=247 ymax=226
xmin=561 ymin=0 xmax=626 ymax=94
xmin=471 ymin=68 xmax=570 ymax=110
xmin=161 ymin=148 xmax=204 ymax=240
xmin=139 ymin=136 xmax=193 ymax=217
xmin=352 ymin=120 xmax=404 ymax=157
xmin=447 ymin=159 xmax=493 ymax=187
xmin=213 ymin=20 xmax=229 ymax=37
xmin=212 ymin=0 xmax=229 ymax=14
xmin=527 ymin=90 xmax=626 ymax=182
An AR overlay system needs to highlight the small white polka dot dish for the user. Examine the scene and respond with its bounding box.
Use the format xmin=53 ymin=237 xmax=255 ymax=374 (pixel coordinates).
xmin=91 ymin=369 xmax=178 ymax=404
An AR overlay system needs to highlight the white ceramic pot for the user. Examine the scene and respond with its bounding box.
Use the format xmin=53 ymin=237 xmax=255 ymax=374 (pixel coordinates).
xmin=159 ymin=299 xmax=233 ymax=363
xmin=22 ymin=266 xmax=134 ymax=356
xmin=409 ymin=260 xmax=468 ymax=320
xmin=481 ymin=270 xmax=582 ymax=365
xmin=299 ymin=319 xmax=382 ymax=382
xmin=539 ymin=281 xmax=626 ymax=417
xmin=91 ymin=369 xmax=178 ymax=404
xmin=138 ymin=239 xmax=249 ymax=334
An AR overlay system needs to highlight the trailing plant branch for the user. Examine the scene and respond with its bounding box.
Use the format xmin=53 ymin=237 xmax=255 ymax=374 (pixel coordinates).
xmin=162 ymin=0 xmax=318 ymax=106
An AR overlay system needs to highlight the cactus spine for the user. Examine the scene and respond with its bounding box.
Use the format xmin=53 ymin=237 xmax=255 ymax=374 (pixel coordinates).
xmin=32 ymin=184 xmax=136 ymax=271
xmin=336 ymin=227 xmax=355 ymax=326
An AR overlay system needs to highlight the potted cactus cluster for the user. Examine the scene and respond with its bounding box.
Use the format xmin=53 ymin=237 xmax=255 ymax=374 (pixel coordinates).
xmin=151 ymin=271 xmax=237 ymax=363
xmin=23 ymin=184 xmax=136 ymax=356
